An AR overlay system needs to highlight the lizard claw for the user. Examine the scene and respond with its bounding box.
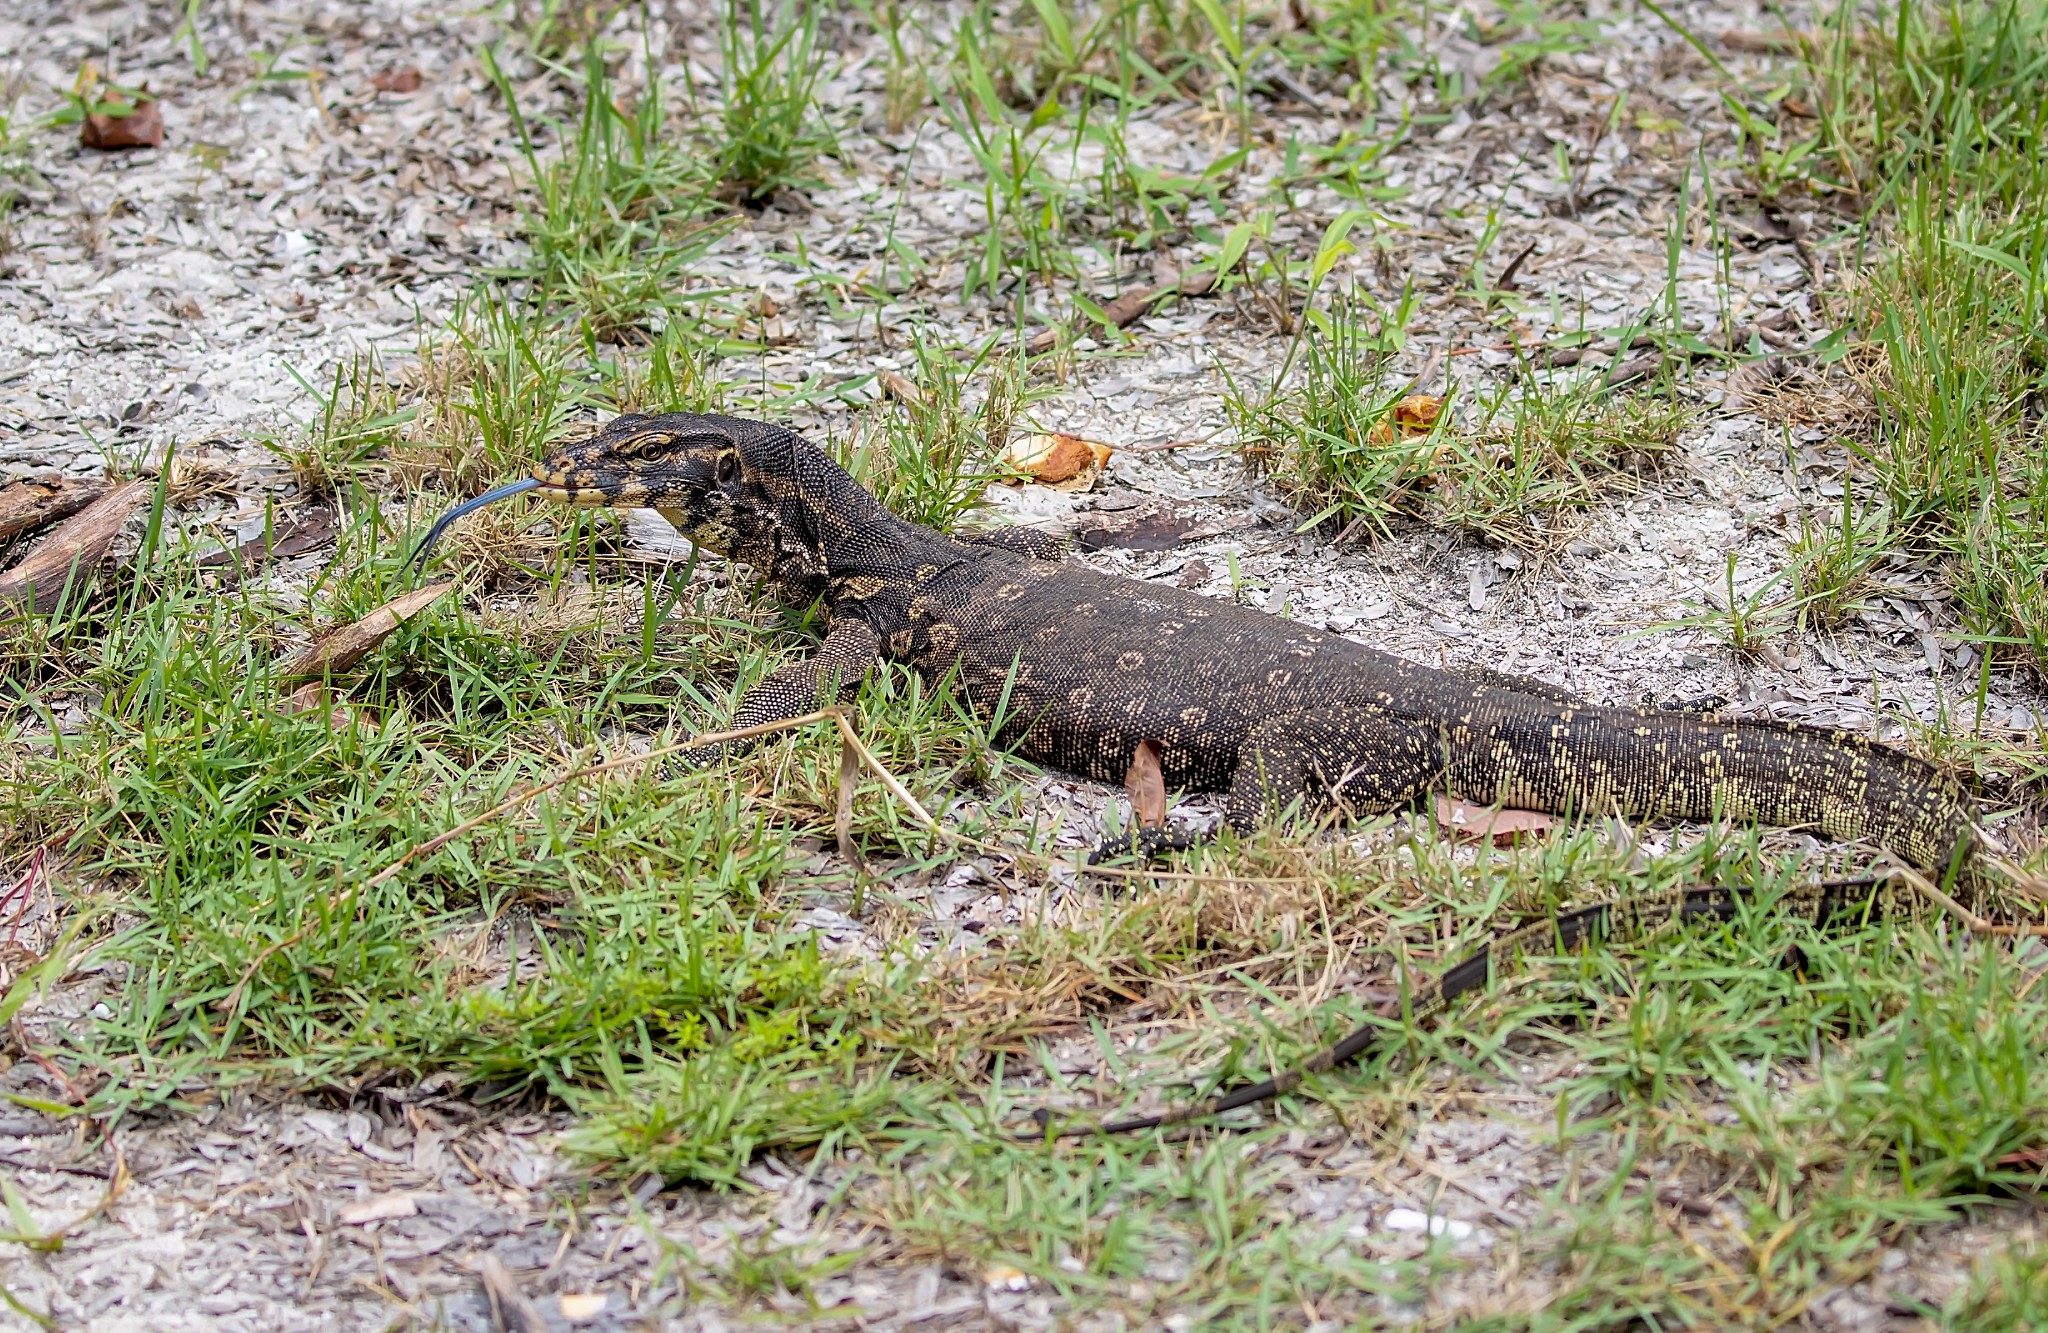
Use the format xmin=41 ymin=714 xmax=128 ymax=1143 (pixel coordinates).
xmin=1088 ymin=825 xmax=1198 ymax=864
xmin=655 ymin=741 xmax=725 ymax=782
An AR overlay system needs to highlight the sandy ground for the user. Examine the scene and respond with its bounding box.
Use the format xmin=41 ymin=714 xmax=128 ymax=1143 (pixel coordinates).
xmin=2 ymin=0 xmax=2043 ymax=1327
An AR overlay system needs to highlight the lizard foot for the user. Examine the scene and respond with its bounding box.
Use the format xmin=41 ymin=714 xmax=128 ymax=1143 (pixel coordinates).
xmin=1088 ymin=825 xmax=1199 ymax=864
xmin=1652 ymin=692 xmax=1730 ymax=715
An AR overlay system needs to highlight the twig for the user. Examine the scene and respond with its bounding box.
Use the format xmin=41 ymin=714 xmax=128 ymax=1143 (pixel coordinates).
xmin=1892 ymin=864 xmax=2048 ymax=937
xmin=833 ymin=713 xmax=935 ymax=828
xmin=835 ymin=735 xmax=870 ymax=890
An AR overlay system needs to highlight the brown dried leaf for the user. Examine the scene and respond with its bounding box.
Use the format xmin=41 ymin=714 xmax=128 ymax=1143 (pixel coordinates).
xmin=1125 ymin=739 xmax=1167 ymax=830
xmin=1000 ymin=432 xmax=1112 ymax=490
xmin=877 ymin=369 xmax=926 ymax=406
xmin=279 ymin=681 xmax=360 ymax=730
xmin=1434 ymin=794 xmax=1553 ymax=846
xmin=1099 ymin=283 xmax=1164 ymax=329
xmin=1073 ymin=508 xmax=1194 ymax=552
xmin=0 ymin=481 xmax=150 ymax=616
xmin=1719 ymin=27 xmax=1807 ymax=53
xmin=196 ymin=510 xmax=335 ymax=581
xmin=0 ymin=476 xmax=106 ymax=543
xmin=80 ymin=98 xmax=164 ymax=150
xmin=371 ymin=67 xmax=424 ymax=93
xmin=273 ymin=582 xmax=454 ymax=680
xmin=1023 ymin=264 xmax=1224 ymax=355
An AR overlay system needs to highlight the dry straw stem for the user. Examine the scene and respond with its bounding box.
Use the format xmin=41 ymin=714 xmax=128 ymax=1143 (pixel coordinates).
xmin=0 ymin=481 xmax=149 ymax=615
xmin=1892 ymin=861 xmax=2048 ymax=936
xmin=214 ymin=708 xmax=848 ymax=1015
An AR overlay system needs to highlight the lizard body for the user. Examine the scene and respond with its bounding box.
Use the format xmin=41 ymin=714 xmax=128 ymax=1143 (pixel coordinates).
xmin=410 ymin=412 xmax=1990 ymax=1134
xmin=415 ymin=412 xmax=1978 ymax=872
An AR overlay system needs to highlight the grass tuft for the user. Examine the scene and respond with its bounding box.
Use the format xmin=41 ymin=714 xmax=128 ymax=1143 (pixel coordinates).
xmin=1233 ymin=286 xmax=1683 ymax=545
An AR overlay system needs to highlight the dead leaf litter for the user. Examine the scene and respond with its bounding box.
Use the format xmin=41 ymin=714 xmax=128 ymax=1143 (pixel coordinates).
xmin=1 ymin=0 xmax=2043 ymax=1327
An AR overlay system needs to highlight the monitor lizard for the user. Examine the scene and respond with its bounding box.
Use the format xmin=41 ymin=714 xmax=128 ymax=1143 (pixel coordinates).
xmin=411 ymin=412 xmax=1991 ymax=1131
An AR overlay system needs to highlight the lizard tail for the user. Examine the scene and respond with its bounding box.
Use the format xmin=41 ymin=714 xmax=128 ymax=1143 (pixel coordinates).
xmin=1460 ymin=708 xmax=1981 ymax=873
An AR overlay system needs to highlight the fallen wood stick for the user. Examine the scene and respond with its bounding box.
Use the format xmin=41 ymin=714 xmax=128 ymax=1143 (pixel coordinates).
xmin=0 ymin=480 xmax=150 ymax=615
xmin=272 ymin=582 xmax=454 ymax=680
xmin=1024 ymin=268 xmax=1221 ymax=356
xmin=0 ymin=475 xmax=107 ymax=543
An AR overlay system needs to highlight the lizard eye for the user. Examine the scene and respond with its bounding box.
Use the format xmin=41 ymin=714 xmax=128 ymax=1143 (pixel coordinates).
xmin=714 ymin=450 xmax=741 ymax=484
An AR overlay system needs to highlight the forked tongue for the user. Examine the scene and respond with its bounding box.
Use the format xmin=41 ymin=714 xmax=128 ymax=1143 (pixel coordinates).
xmin=406 ymin=477 xmax=543 ymax=571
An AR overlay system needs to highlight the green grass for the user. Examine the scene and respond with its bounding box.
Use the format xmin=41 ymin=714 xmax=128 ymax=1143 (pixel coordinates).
xmin=1230 ymin=284 xmax=1684 ymax=544
xmin=486 ymin=42 xmax=729 ymax=339
xmin=712 ymin=0 xmax=838 ymax=203
xmin=831 ymin=332 xmax=1026 ymax=530
xmin=6 ymin=3 xmax=2048 ymax=1325
xmin=1756 ymin=0 xmax=2048 ymax=672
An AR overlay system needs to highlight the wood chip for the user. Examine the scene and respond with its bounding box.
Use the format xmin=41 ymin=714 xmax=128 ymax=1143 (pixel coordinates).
xmin=0 ymin=480 xmax=150 ymax=615
xmin=1125 ymin=739 xmax=1167 ymax=829
xmin=0 ymin=476 xmax=106 ymax=543
xmin=480 ymin=1254 xmax=551 ymax=1333
xmin=338 ymin=1192 xmax=417 ymax=1225
xmin=272 ymin=582 xmax=454 ymax=680
xmin=1434 ymin=795 xmax=1553 ymax=846
xmin=558 ymin=1292 xmax=608 ymax=1322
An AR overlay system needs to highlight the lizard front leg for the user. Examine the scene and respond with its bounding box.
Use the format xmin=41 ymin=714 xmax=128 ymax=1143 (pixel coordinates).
xmin=670 ymin=618 xmax=880 ymax=768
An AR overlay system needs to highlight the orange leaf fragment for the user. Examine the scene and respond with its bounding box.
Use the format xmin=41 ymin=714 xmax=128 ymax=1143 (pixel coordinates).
xmin=1000 ymin=432 xmax=1113 ymax=490
xmin=1365 ymin=395 xmax=1446 ymax=447
xmin=1434 ymin=794 xmax=1553 ymax=846
xmin=1392 ymin=395 xmax=1444 ymax=431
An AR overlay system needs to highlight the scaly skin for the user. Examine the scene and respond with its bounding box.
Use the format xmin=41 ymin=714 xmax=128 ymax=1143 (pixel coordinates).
xmin=417 ymin=411 xmax=1979 ymax=871
xmin=411 ymin=412 xmax=1990 ymax=1134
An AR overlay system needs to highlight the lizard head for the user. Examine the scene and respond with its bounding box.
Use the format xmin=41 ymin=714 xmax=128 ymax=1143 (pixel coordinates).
xmin=409 ymin=413 xmax=769 ymax=570
xmin=534 ymin=412 xmax=755 ymax=552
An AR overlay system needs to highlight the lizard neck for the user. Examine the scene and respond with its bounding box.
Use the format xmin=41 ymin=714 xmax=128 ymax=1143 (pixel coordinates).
xmin=718 ymin=421 xmax=957 ymax=609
